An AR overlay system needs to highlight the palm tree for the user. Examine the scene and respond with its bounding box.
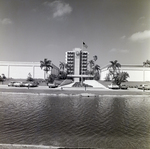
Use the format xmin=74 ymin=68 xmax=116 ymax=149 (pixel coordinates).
xmin=64 ymin=63 xmax=70 ymax=73
xmin=40 ymin=58 xmax=53 ymax=79
xmin=87 ymin=55 xmax=99 ymax=79
xmin=88 ymin=60 xmax=95 ymax=75
xmin=94 ymin=64 xmax=100 ymax=73
xmin=65 ymin=64 xmax=71 ymax=74
xmin=59 ymin=62 xmax=71 ymax=79
xmin=107 ymin=60 xmax=121 ymax=77
xmin=59 ymin=61 xmax=65 ymax=71
xmin=59 ymin=62 xmax=71 ymax=73
xmin=93 ymin=64 xmax=101 ymax=80
xmin=114 ymin=72 xmax=129 ymax=87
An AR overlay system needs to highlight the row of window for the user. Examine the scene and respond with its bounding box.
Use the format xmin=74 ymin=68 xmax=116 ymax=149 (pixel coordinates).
xmin=81 ymin=65 xmax=87 ymax=67
xmin=67 ymin=52 xmax=88 ymax=54
xmin=81 ymin=53 xmax=88 ymax=54
xmin=67 ymin=56 xmax=74 ymax=58
xmin=81 ymin=59 xmax=87 ymax=60
xmin=67 ymin=52 xmax=74 ymax=54
xmin=68 ymin=64 xmax=74 ymax=66
xmin=67 ymin=61 xmax=74 ymax=63
xmin=67 ymin=64 xmax=87 ymax=67
xmin=67 ymin=54 xmax=87 ymax=56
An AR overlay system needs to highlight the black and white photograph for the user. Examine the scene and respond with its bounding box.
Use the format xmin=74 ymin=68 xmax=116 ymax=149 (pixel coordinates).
xmin=0 ymin=0 xmax=150 ymax=148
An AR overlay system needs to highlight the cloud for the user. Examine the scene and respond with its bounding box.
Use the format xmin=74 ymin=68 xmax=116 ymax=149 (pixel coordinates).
xmin=110 ymin=48 xmax=117 ymax=52
xmin=129 ymin=30 xmax=150 ymax=42
xmin=1 ymin=18 xmax=12 ymax=25
xmin=137 ymin=16 xmax=146 ymax=26
xmin=120 ymin=49 xmax=129 ymax=53
xmin=32 ymin=8 xmax=37 ymax=12
xmin=110 ymin=48 xmax=129 ymax=53
xmin=44 ymin=0 xmax=72 ymax=18
xmin=138 ymin=16 xmax=145 ymax=21
xmin=121 ymin=36 xmax=126 ymax=39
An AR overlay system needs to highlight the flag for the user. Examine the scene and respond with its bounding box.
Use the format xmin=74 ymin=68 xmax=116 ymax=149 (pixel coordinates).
xmin=83 ymin=42 xmax=88 ymax=48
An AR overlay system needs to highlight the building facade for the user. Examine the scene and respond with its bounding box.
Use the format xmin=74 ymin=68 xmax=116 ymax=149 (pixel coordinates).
xmin=101 ymin=64 xmax=150 ymax=82
xmin=0 ymin=61 xmax=59 ymax=79
xmin=65 ymin=48 xmax=89 ymax=75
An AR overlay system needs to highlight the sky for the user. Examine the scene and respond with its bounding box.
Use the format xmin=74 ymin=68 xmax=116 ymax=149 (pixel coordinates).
xmin=0 ymin=0 xmax=150 ymax=67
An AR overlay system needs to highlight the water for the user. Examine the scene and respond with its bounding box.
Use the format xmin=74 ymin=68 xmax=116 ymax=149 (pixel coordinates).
xmin=0 ymin=93 xmax=150 ymax=148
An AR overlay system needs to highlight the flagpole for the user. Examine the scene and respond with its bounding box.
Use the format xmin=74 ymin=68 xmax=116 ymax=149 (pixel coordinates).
xmin=81 ymin=42 xmax=83 ymax=85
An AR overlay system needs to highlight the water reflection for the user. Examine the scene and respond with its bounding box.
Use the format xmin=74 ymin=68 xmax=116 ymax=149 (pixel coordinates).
xmin=0 ymin=93 xmax=150 ymax=148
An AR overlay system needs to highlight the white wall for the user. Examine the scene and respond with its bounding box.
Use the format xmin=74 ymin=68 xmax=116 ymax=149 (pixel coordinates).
xmin=0 ymin=66 xmax=8 ymax=77
xmin=1 ymin=61 xmax=150 ymax=81
xmin=101 ymin=65 xmax=150 ymax=82
xmin=126 ymin=70 xmax=143 ymax=81
xmin=34 ymin=66 xmax=44 ymax=79
xmin=0 ymin=61 xmax=59 ymax=79
xmin=145 ymin=70 xmax=150 ymax=81
xmin=101 ymin=68 xmax=108 ymax=80
xmin=9 ymin=66 xmax=33 ymax=79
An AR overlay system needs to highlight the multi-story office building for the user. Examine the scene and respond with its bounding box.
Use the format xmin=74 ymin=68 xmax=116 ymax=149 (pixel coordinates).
xmin=65 ymin=48 xmax=89 ymax=76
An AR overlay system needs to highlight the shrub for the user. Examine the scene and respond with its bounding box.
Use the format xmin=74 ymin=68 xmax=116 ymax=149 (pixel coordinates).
xmin=47 ymin=74 xmax=58 ymax=83
xmin=0 ymin=76 xmax=4 ymax=84
xmin=1 ymin=74 xmax=6 ymax=79
xmin=26 ymin=73 xmax=34 ymax=81
xmin=94 ymin=72 xmax=100 ymax=80
xmin=59 ymin=71 xmax=67 ymax=80
xmin=27 ymin=77 xmax=34 ymax=81
xmin=113 ymin=72 xmax=129 ymax=86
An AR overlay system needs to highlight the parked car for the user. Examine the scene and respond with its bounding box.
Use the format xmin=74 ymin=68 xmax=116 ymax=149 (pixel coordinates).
xmin=8 ymin=81 xmax=15 ymax=87
xmin=24 ymin=82 xmax=38 ymax=87
xmin=108 ymin=84 xmax=119 ymax=89
xmin=48 ymin=83 xmax=58 ymax=88
xmin=120 ymin=84 xmax=128 ymax=90
xmin=138 ymin=84 xmax=150 ymax=90
xmin=13 ymin=82 xmax=24 ymax=87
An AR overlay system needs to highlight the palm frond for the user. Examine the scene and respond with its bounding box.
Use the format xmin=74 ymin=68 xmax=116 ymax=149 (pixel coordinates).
xmin=93 ymin=55 xmax=98 ymax=61
xmin=40 ymin=58 xmax=53 ymax=70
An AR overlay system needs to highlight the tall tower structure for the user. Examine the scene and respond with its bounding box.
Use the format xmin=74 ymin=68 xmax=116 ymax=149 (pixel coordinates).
xmin=65 ymin=48 xmax=89 ymax=76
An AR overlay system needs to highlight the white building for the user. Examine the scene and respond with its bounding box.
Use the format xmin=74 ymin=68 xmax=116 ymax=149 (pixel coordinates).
xmin=65 ymin=48 xmax=89 ymax=82
xmin=0 ymin=61 xmax=59 ymax=79
xmin=101 ymin=64 xmax=150 ymax=82
xmin=0 ymin=60 xmax=150 ymax=82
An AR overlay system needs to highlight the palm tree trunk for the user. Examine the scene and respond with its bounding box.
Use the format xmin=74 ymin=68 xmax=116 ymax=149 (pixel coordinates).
xmin=44 ymin=71 xmax=49 ymax=80
xmin=81 ymin=76 xmax=83 ymax=86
